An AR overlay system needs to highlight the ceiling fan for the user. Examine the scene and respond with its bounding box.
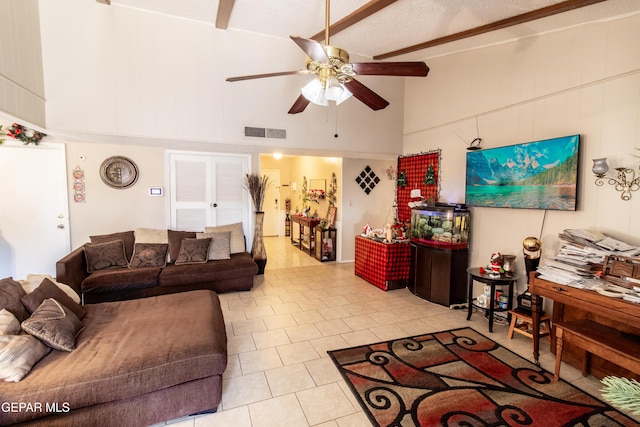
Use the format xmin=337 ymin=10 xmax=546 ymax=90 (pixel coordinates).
xmin=225 ymin=0 xmax=429 ymax=114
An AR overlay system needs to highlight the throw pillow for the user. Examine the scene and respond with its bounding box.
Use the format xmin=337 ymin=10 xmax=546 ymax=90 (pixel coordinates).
xmin=21 ymin=278 xmax=86 ymax=320
xmin=0 ymin=277 xmax=29 ymax=322
xmin=175 ymin=238 xmax=212 ymax=265
xmin=84 ymin=240 xmax=128 ymax=273
xmin=0 ymin=309 xmax=21 ymax=336
xmin=128 ymin=243 xmax=169 ymax=268
xmin=0 ymin=335 xmax=50 ymax=382
xmin=90 ymin=230 xmax=136 ymax=260
xmin=18 ymin=274 xmax=80 ymax=304
xmin=204 ymin=222 xmax=245 ymax=254
xmin=168 ymin=230 xmax=197 ymax=262
xmin=197 ymin=232 xmax=232 ymax=260
xmin=21 ymin=299 xmax=84 ymax=352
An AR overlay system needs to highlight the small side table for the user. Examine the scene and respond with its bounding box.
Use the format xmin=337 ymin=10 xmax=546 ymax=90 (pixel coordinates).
xmin=466 ymin=267 xmax=516 ymax=332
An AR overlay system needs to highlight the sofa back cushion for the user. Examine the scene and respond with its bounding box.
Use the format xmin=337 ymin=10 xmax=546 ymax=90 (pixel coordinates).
xmin=90 ymin=231 xmax=135 ymax=260
xmin=204 ymin=222 xmax=245 ymax=254
xmin=134 ymin=228 xmax=168 ymax=244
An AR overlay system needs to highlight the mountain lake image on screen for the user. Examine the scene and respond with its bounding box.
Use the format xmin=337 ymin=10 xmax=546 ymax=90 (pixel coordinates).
xmin=465 ymin=134 xmax=580 ymax=211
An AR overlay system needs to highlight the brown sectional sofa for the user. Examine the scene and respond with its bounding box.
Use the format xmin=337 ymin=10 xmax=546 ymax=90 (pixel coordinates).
xmin=56 ymin=226 xmax=258 ymax=303
xmin=0 ymin=286 xmax=227 ymax=426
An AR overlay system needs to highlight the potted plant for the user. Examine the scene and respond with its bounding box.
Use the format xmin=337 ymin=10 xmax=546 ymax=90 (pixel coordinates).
xmin=244 ymin=173 xmax=271 ymax=274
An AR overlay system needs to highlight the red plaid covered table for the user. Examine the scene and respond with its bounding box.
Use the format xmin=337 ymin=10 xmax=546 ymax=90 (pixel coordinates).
xmin=354 ymin=236 xmax=411 ymax=291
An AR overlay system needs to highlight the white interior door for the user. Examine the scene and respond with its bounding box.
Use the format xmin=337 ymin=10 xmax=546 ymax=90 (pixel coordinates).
xmin=169 ymin=152 xmax=250 ymax=234
xmin=169 ymin=153 xmax=212 ymax=230
xmin=262 ymin=169 xmax=281 ymax=236
xmin=0 ymin=142 xmax=70 ymax=279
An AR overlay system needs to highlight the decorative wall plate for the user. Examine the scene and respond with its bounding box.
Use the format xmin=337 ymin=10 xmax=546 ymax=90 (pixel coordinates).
xmin=99 ymin=156 xmax=139 ymax=189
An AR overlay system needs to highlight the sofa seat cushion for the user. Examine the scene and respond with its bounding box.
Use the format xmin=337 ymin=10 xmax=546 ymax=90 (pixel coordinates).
xmin=81 ymin=267 xmax=161 ymax=295
xmin=0 ymin=290 xmax=227 ymax=425
xmin=160 ymin=252 xmax=258 ymax=287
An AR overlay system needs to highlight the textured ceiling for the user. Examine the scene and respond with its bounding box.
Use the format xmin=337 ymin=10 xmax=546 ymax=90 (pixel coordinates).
xmin=107 ymin=0 xmax=640 ymax=60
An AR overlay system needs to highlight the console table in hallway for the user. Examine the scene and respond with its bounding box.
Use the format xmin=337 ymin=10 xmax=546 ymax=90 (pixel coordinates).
xmin=290 ymin=215 xmax=320 ymax=256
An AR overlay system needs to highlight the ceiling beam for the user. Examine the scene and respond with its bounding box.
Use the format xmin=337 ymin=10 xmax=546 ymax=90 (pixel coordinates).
xmin=216 ymin=0 xmax=235 ymax=29
xmin=96 ymin=0 xmax=111 ymax=5
xmin=374 ymin=0 xmax=606 ymax=59
xmin=310 ymin=0 xmax=398 ymax=42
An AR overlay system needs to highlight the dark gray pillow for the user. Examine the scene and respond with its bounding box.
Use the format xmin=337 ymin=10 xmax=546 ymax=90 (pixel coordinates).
xmin=175 ymin=238 xmax=212 ymax=265
xmin=21 ymin=299 xmax=84 ymax=352
xmin=0 ymin=277 xmax=29 ymax=322
xmin=168 ymin=230 xmax=197 ymax=262
xmin=21 ymin=278 xmax=86 ymax=320
xmin=84 ymin=240 xmax=128 ymax=272
xmin=128 ymin=243 xmax=169 ymax=268
xmin=90 ymin=231 xmax=135 ymax=260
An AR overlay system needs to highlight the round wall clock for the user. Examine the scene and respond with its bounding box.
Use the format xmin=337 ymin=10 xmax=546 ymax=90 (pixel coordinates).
xmin=99 ymin=156 xmax=139 ymax=189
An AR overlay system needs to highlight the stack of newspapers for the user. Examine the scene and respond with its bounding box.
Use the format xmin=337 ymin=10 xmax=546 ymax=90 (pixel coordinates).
xmin=536 ymin=229 xmax=640 ymax=288
xmin=624 ymin=288 xmax=640 ymax=304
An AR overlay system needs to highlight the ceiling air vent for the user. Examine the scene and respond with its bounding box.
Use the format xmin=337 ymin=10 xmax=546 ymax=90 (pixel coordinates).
xmin=244 ymin=126 xmax=286 ymax=140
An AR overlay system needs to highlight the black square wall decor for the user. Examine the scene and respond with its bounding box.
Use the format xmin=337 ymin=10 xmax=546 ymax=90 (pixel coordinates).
xmin=355 ymin=166 xmax=380 ymax=195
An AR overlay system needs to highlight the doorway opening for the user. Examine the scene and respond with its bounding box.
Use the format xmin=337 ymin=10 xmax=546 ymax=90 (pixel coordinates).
xmin=258 ymin=154 xmax=341 ymax=238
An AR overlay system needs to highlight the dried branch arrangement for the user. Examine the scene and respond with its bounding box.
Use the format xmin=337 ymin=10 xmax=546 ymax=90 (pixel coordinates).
xmin=244 ymin=173 xmax=271 ymax=212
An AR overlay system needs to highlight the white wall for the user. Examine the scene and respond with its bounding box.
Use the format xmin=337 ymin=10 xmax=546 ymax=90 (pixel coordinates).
xmin=37 ymin=0 xmax=406 ymax=158
xmin=0 ymin=0 xmax=45 ymax=126
xmin=28 ymin=0 xmax=410 ymax=257
xmin=341 ymin=158 xmax=396 ymax=261
xmin=404 ymin=13 xmax=640 ymax=299
xmin=64 ymin=141 xmax=167 ymax=248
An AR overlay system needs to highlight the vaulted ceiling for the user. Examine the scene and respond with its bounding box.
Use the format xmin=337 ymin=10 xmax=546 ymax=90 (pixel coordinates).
xmin=101 ymin=0 xmax=640 ymax=60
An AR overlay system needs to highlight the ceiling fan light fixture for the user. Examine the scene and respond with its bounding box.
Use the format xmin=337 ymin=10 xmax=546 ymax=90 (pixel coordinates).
xmin=325 ymin=77 xmax=345 ymax=101
xmin=301 ymin=77 xmax=352 ymax=107
xmin=301 ymin=78 xmax=328 ymax=106
xmin=334 ymin=84 xmax=353 ymax=105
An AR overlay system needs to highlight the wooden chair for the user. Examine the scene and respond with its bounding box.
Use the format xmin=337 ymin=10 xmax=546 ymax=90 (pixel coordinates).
xmin=507 ymin=309 xmax=551 ymax=342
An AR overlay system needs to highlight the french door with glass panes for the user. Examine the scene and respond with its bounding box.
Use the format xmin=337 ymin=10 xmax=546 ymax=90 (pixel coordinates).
xmin=168 ymin=152 xmax=251 ymax=236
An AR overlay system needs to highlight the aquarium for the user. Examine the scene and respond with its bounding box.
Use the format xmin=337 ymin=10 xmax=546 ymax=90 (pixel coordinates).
xmin=410 ymin=204 xmax=470 ymax=249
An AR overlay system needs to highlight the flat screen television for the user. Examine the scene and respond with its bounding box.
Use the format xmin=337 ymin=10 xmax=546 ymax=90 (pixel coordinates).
xmin=465 ymin=134 xmax=580 ymax=211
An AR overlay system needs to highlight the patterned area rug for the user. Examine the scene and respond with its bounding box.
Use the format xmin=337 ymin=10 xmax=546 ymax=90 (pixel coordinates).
xmin=328 ymin=327 xmax=639 ymax=427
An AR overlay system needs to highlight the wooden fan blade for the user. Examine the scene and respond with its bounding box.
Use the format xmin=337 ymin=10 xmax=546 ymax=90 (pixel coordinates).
xmin=351 ymin=62 xmax=429 ymax=77
xmin=290 ymin=36 xmax=330 ymax=64
xmin=226 ymin=70 xmax=309 ymax=82
xmin=343 ymin=79 xmax=389 ymax=111
xmin=288 ymin=94 xmax=311 ymax=114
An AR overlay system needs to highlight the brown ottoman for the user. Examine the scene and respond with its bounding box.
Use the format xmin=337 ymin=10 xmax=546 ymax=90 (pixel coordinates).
xmin=1 ymin=290 xmax=227 ymax=427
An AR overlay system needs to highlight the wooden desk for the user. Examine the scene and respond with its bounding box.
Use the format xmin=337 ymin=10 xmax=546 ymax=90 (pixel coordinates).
xmin=530 ymin=273 xmax=640 ymax=379
xmin=290 ymin=216 xmax=320 ymax=256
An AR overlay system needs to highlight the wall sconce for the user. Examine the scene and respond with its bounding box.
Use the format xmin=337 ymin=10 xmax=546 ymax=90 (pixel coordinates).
xmin=592 ymin=158 xmax=640 ymax=201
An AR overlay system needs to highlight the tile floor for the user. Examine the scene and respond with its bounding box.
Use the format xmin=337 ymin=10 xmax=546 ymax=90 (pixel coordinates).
xmin=153 ymin=236 xmax=639 ymax=427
